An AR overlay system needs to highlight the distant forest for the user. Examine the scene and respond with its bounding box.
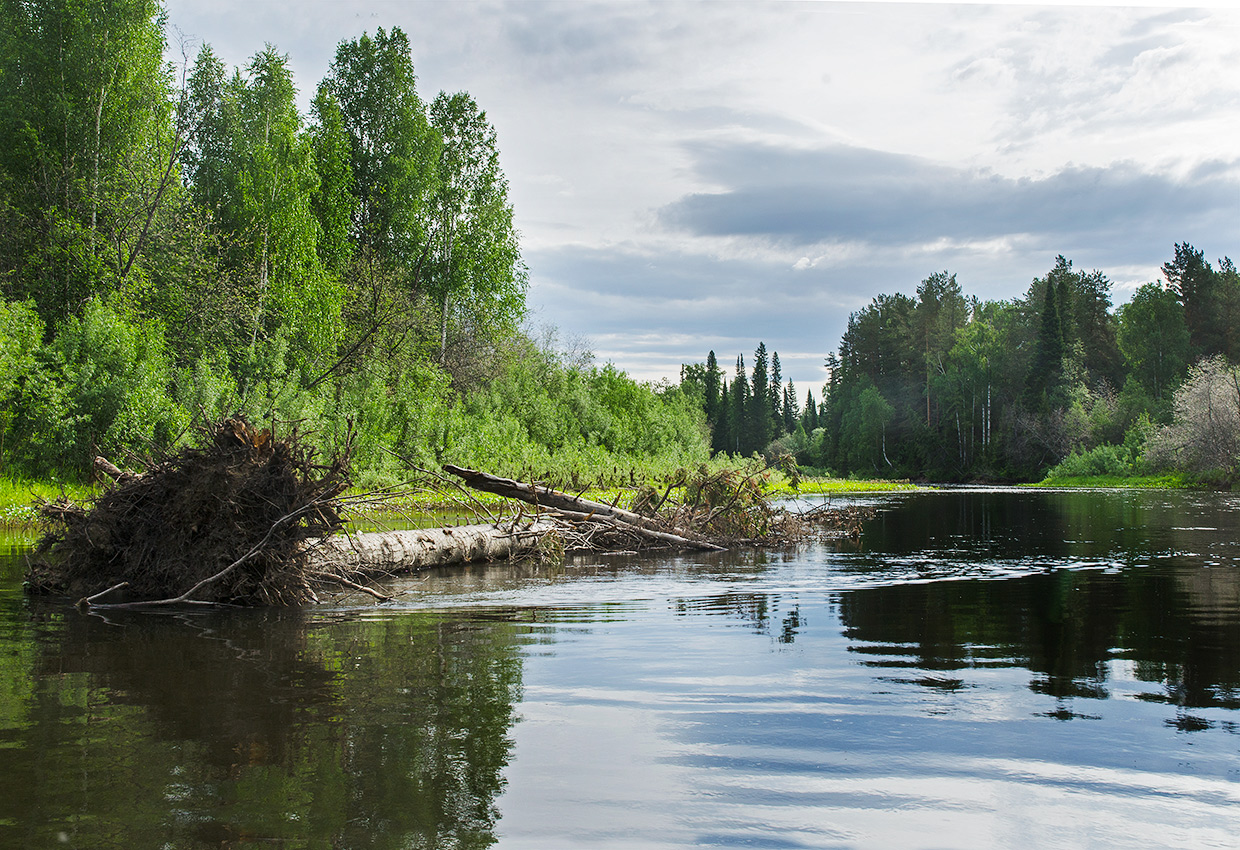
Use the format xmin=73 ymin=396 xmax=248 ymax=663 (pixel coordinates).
xmin=683 ymin=246 xmax=1240 ymax=482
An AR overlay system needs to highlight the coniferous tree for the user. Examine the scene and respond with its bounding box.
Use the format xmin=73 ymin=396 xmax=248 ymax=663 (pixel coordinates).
xmin=731 ymin=354 xmax=748 ymax=454
xmin=1163 ymin=242 xmax=1222 ymax=359
xmin=749 ymin=343 xmax=770 ymax=451
xmin=769 ymin=351 xmax=784 ymax=435
xmin=913 ymin=271 xmax=967 ymax=426
xmin=704 ymin=350 xmax=721 ymax=426
xmin=802 ymin=388 xmax=818 ymax=432
xmin=782 ymin=379 xmax=797 ymax=432
xmin=715 ymin=380 xmax=731 ymax=454
xmin=1027 ymin=278 xmax=1066 ymax=411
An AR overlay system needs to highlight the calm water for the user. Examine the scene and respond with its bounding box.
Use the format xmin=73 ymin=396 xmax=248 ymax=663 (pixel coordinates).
xmin=1 ymin=489 xmax=1239 ymax=849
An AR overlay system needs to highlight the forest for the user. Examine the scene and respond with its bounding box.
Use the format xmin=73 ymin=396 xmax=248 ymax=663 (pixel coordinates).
xmin=2 ymin=1 xmax=1235 ymax=493
xmin=684 ymin=246 xmax=1240 ymax=484
xmin=0 ymin=1 xmax=708 ymax=489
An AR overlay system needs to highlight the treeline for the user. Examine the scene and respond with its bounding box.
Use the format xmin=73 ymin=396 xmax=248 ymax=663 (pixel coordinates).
xmin=686 ymin=245 xmax=1240 ymax=481
xmin=0 ymin=2 xmax=708 ymax=485
xmin=681 ymin=344 xmax=817 ymax=458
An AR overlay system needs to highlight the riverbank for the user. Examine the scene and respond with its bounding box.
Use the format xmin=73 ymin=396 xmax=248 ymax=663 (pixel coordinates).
xmin=0 ymin=468 xmax=920 ymax=531
xmin=1031 ymin=473 xmax=1193 ymax=489
xmin=0 ymin=476 xmax=97 ymax=529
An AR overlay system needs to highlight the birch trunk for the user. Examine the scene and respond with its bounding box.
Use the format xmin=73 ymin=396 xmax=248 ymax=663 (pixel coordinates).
xmin=306 ymin=520 xmax=559 ymax=574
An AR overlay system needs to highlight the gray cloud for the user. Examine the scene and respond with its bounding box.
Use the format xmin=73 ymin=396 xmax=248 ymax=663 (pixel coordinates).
xmin=658 ymin=142 xmax=1240 ymax=257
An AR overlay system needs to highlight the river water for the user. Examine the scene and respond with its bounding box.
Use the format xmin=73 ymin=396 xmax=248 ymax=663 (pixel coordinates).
xmin=1 ymin=488 xmax=1238 ymax=849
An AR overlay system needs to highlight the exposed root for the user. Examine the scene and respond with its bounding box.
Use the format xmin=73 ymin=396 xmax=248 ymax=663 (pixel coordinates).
xmin=28 ymin=417 xmax=352 ymax=606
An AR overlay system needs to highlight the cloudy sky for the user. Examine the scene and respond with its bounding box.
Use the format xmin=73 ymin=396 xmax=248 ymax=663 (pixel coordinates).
xmin=162 ymin=0 xmax=1240 ymax=392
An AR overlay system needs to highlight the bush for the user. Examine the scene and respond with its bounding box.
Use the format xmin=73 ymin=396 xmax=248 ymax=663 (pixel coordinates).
xmin=1044 ymin=443 xmax=1131 ymax=479
xmin=9 ymin=298 xmax=185 ymax=477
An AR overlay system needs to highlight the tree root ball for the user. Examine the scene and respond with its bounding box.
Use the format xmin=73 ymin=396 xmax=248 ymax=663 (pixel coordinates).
xmin=27 ymin=418 xmax=350 ymax=605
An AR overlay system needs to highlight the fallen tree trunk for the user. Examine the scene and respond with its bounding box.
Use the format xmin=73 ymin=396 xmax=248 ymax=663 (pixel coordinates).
xmin=442 ymin=464 xmax=725 ymax=551
xmin=306 ymin=520 xmax=559 ymax=575
xmin=75 ymin=520 xmax=561 ymax=609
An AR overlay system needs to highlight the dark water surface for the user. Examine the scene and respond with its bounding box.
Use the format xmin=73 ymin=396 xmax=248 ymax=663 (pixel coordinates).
xmin=2 ymin=489 xmax=1239 ymax=849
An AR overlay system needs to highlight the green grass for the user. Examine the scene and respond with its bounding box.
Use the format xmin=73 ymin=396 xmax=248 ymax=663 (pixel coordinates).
xmin=1030 ymin=473 xmax=1191 ymax=489
xmin=0 ymin=476 xmax=97 ymax=529
xmin=792 ymin=478 xmax=918 ymax=495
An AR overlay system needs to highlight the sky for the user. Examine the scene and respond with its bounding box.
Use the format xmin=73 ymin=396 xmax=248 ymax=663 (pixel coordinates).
xmin=161 ymin=0 xmax=1240 ymax=393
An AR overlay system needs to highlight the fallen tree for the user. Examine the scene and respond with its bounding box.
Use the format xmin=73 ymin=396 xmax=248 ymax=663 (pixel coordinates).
xmin=27 ymin=421 xmax=872 ymax=608
xmin=303 ymin=520 xmax=561 ymax=601
xmin=440 ymin=463 xmax=873 ymax=551
xmin=442 ymin=464 xmax=725 ymax=551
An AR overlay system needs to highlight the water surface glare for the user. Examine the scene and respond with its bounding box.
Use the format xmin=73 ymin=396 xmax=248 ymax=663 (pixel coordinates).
xmin=1 ymin=488 xmax=1239 ymax=848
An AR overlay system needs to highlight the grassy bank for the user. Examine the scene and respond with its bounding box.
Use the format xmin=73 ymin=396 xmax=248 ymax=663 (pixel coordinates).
xmin=1 ymin=464 xmax=920 ymax=533
xmin=1030 ymin=473 xmax=1192 ymax=489
xmin=784 ymin=477 xmax=918 ymax=496
xmin=0 ymin=476 xmax=97 ymax=529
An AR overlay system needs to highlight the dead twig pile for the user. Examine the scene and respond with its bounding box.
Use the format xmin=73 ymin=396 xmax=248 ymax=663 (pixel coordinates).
xmin=28 ymin=418 xmax=351 ymax=606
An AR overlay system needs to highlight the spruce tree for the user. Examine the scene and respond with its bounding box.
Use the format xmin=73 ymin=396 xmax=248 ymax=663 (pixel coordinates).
xmin=704 ymin=350 xmax=721 ymax=427
xmin=770 ymin=351 xmax=784 ymax=436
xmin=802 ymin=389 xmax=818 ymax=431
xmin=714 ymin=381 xmax=731 ymax=454
xmin=783 ymin=380 xmax=797 ymax=432
xmin=1027 ymin=278 xmax=1066 ymax=411
xmin=749 ymin=343 xmax=770 ymax=451
xmin=731 ymin=355 xmax=748 ymax=454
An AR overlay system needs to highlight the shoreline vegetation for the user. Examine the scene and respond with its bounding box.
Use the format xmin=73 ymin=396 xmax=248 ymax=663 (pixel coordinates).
xmin=0 ymin=468 xmax=920 ymax=532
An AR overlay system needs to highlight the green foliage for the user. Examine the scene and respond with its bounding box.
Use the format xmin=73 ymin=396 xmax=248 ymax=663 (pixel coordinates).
xmin=1044 ymin=444 xmax=1131 ymax=479
xmin=447 ymin=338 xmax=710 ymax=489
xmin=0 ymin=0 xmax=175 ymax=319
xmin=0 ymin=299 xmax=43 ymax=450
xmin=8 ymin=298 xmax=184 ymax=476
xmin=319 ymin=27 xmax=438 ymax=267
xmin=427 ymin=91 xmax=526 ymax=362
xmin=1117 ymin=282 xmax=1189 ymax=406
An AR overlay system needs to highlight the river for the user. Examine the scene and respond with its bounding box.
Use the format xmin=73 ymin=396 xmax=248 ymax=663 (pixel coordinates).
xmin=1 ymin=488 xmax=1238 ymax=848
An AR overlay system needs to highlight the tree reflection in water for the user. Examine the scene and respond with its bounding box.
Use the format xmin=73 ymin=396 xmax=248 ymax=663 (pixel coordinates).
xmin=0 ymin=603 xmax=523 ymax=849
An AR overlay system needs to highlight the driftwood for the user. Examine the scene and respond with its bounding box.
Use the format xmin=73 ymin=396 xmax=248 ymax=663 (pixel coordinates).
xmin=443 ymin=464 xmax=726 ymax=551
xmin=306 ymin=520 xmax=559 ymax=575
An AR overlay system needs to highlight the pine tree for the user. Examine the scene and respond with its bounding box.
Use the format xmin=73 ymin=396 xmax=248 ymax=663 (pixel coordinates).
xmin=1163 ymin=242 xmax=1222 ymax=359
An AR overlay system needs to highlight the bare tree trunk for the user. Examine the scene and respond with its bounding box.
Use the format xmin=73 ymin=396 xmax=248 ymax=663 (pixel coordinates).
xmin=306 ymin=520 xmax=559 ymax=574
